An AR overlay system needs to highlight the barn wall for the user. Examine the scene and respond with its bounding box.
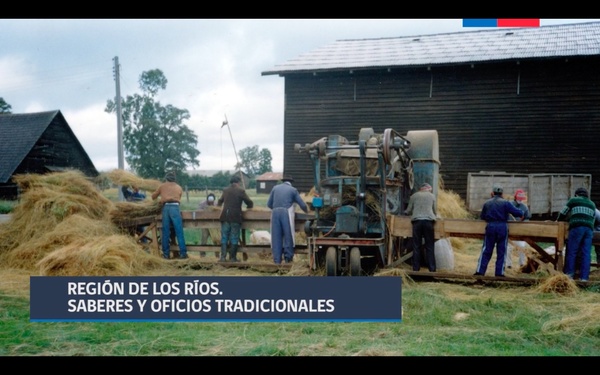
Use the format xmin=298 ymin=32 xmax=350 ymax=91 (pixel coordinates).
xmin=1 ymin=114 xmax=99 ymax=199
xmin=256 ymin=180 xmax=278 ymax=194
xmin=283 ymin=57 xmax=600 ymax=206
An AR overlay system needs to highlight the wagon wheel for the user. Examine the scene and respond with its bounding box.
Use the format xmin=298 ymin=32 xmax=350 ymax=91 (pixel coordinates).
xmin=326 ymin=247 xmax=338 ymax=276
xmin=349 ymin=247 xmax=362 ymax=276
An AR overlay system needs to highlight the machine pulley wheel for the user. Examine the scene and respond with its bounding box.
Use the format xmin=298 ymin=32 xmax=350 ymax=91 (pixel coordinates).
xmin=382 ymin=128 xmax=396 ymax=166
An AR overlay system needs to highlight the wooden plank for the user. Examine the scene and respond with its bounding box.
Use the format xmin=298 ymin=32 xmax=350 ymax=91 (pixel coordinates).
xmin=387 ymin=215 xmax=566 ymax=240
xmin=405 ymin=270 xmax=542 ymax=284
xmin=387 ymin=215 xmax=569 ymax=270
xmin=180 ymin=245 xmax=308 ymax=255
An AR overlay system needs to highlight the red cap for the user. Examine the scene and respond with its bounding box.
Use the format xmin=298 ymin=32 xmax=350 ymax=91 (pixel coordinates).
xmin=515 ymin=189 xmax=527 ymax=201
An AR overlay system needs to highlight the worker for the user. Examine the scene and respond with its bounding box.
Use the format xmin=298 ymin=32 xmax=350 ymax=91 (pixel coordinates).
xmin=267 ymin=175 xmax=308 ymax=264
xmin=121 ymin=185 xmax=133 ymax=201
xmin=130 ymin=185 xmax=146 ymax=202
xmin=130 ymin=185 xmax=149 ymax=244
xmin=197 ymin=193 xmax=216 ymax=257
xmin=217 ymin=175 xmax=254 ymax=262
xmin=594 ymin=208 xmax=600 ymax=264
xmin=474 ymin=184 xmax=524 ymax=277
xmin=404 ymin=182 xmax=437 ymax=272
xmin=151 ymin=171 xmax=188 ymax=260
xmin=505 ymin=189 xmax=531 ymax=269
xmin=557 ymin=187 xmax=596 ymax=282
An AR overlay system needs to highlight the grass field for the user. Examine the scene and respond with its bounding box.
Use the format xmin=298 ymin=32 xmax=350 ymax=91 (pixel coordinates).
xmin=1 ymin=186 xmax=599 ymax=356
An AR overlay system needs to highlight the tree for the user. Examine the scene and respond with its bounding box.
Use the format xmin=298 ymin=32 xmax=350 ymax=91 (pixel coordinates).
xmin=105 ymin=69 xmax=199 ymax=179
xmin=0 ymin=97 xmax=12 ymax=114
xmin=257 ymin=148 xmax=273 ymax=176
xmin=236 ymin=145 xmax=272 ymax=177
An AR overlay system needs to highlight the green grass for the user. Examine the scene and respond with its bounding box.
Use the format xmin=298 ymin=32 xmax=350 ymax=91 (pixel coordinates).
xmin=1 ymin=283 xmax=599 ymax=356
xmin=0 ymin=186 xmax=271 ymax=214
xmin=2 ymin=187 xmax=600 ymax=356
xmin=0 ymin=200 xmax=16 ymax=214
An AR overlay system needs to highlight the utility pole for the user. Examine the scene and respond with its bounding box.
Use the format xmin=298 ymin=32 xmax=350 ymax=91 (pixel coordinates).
xmin=113 ymin=57 xmax=125 ymax=201
xmin=113 ymin=56 xmax=124 ymax=170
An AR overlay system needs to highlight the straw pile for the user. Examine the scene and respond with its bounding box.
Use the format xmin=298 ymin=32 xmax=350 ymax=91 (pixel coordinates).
xmin=536 ymin=274 xmax=579 ymax=295
xmin=0 ymin=171 xmax=114 ymax=255
xmin=110 ymin=200 xmax=161 ymax=224
xmin=437 ymin=189 xmax=476 ymax=220
xmin=436 ymin=188 xmax=475 ymax=252
xmin=105 ymin=169 xmax=161 ymax=192
xmin=0 ymin=170 xmax=165 ymax=276
xmin=37 ymin=235 xmax=164 ymax=276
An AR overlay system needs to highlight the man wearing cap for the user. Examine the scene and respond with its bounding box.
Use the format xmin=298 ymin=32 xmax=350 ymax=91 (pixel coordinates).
xmin=505 ymin=189 xmax=532 ymax=268
xmin=557 ymin=187 xmax=596 ymax=282
xmin=267 ymin=175 xmax=308 ymax=264
xmin=405 ymin=182 xmax=438 ymax=272
xmin=474 ymin=184 xmax=524 ymax=277
xmin=151 ymin=171 xmax=188 ymax=260
xmin=198 ymin=193 xmax=217 ymax=258
xmin=217 ymin=175 xmax=254 ymax=262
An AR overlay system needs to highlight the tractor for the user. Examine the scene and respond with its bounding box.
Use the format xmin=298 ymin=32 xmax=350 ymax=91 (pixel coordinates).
xmin=295 ymin=127 xmax=440 ymax=276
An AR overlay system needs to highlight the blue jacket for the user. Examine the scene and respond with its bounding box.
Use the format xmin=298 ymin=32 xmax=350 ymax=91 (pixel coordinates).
xmin=267 ymin=182 xmax=308 ymax=213
xmin=481 ymin=195 xmax=524 ymax=222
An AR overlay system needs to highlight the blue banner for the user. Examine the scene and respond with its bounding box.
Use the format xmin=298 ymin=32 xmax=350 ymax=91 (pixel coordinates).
xmin=30 ymin=276 xmax=402 ymax=322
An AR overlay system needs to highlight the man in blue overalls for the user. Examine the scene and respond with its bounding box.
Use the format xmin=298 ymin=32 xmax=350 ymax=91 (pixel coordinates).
xmin=474 ymin=184 xmax=524 ymax=277
xmin=267 ymin=176 xmax=308 ymax=264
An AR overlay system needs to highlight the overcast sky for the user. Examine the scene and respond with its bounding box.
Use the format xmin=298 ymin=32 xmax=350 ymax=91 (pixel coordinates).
xmin=1 ymin=19 xmax=598 ymax=173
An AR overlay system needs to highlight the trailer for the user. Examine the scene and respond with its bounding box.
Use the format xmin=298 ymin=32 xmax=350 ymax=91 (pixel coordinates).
xmin=466 ymin=172 xmax=592 ymax=216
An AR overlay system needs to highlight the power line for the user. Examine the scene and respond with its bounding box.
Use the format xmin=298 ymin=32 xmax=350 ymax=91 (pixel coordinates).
xmin=0 ymin=60 xmax=113 ymax=94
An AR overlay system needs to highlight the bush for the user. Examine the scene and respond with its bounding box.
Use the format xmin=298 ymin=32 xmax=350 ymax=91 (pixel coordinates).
xmin=0 ymin=200 xmax=16 ymax=214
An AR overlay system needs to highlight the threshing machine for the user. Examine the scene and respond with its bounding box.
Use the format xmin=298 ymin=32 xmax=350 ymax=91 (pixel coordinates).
xmin=295 ymin=127 xmax=440 ymax=276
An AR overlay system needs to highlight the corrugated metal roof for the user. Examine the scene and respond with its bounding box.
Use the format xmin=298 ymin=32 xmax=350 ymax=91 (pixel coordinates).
xmin=256 ymin=172 xmax=283 ymax=181
xmin=262 ymin=21 xmax=600 ymax=76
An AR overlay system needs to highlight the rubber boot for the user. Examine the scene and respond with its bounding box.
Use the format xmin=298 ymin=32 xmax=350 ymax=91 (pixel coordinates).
xmin=229 ymin=245 xmax=240 ymax=262
xmin=219 ymin=244 xmax=227 ymax=262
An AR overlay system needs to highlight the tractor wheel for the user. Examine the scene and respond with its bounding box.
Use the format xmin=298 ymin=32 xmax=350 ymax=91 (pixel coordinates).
xmin=349 ymin=247 xmax=361 ymax=276
xmin=326 ymin=246 xmax=338 ymax=276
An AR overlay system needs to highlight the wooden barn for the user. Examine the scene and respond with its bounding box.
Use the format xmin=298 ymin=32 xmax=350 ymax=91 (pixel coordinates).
xmin=255 ymin=172 xmax=283 ymax=194
xmin=0 ymin=110 xmax=99 ymax=199
xmin=261 ymin=21 xmax=600 ymax=206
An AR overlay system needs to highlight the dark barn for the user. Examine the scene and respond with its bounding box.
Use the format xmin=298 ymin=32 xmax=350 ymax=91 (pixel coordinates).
xmin=262 ymin=21 xmax=600 ymax=206
xmin=255 ymin=172 xmax=283 ymax=194
xmin=0 ymin=110 xmax=99 ymax=199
